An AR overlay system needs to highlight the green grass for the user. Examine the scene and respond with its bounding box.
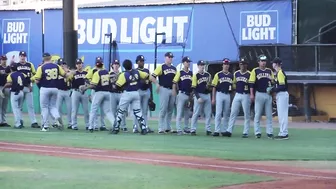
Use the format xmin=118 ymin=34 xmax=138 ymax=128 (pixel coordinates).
xmin=1 ymin=116 xmax=336 ymax=161
xmin=0 ymin=152 xmax=272 ymax=189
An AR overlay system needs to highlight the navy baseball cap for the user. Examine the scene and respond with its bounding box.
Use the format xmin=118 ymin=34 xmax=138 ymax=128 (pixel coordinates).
xmin=43 ymin=53 xmax=51 ymax=58
xmin=197 ymin=60 xmax=206 ymax=65
xmin=76 ymin=58 xmax=83 ymax=64
xmin=57 ymin=58 xmax=66 ymax=65
xmin=136 ymin=55 xmax=145 ymax=62
xmin=239 ymin=57 xmax=248 ymax=64
xmin=223 ymin=58 xmax=230 ymax=64
xmin=165 ymin=52 xmax=174 ymax=58
xmin=0 ymin=55 xmax=7 ymax=60
xmin=258 ymin=55 xmax=268 ymax=61
xmin=182 ymin=56 xmax=192 ymax=63
xmin=95 ymin=56 xmax=103 ymax=63
xmin=272 ymin=57 xmax=282 ymax=64
xmin=19 ymin=51 xmax=27 ymax=57
xmin=112 ymin=59 xmax=120 ymax=65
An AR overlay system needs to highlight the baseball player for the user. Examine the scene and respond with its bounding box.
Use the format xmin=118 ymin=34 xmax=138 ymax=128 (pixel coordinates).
xmin=33 ymin=53 xmax=73 ymax=131
xmin=270 ymin=57 xmax=289 ymax=140
xmin=80 ymin=57 xmax=117 ymax=133
xmin=15 ymin=51 xmax=39 ymax=128
xmin=1 ymin=63 xmax=25 ymax=129
xmin=172 ymin=56 xmax=193 ymax=135
xmin=0 ymin=55 xmax=11 ymax=127
xmin=249 ymin=55 xmax=274 ymax=139
xmin=222 ymin=58 xmax=251 ymax=138
xmin=110 ymin=59 xmax=148 ymax=135
xmin=70 ymin=58 xmax=89 ymax=130
xmin=190 ymin=60 xmax=212 ymax=135
xmin=132 ymin=55 xmax=154 ymax=133
xmin=109 ymin=59 xmax=127 ymax=132
xmin=150 ymin=52 xmax=176 ymax=134
xmin=55 ymin=58 xmax=72 ymax=129
xmin=211 ymin=58 xmax=233 ymax=137
xmin=85 ymin=58 xmax=106 ymax=131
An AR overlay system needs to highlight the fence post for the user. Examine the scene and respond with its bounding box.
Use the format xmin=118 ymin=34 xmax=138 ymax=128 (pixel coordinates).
xmin=314 ymin=46 xmax=318 ymax=73
xmin=303 ymin=83 xmax=311 ymax=122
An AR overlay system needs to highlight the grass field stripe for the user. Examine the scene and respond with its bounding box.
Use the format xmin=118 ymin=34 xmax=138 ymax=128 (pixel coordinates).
xmin=0 ymin=146 xmax=335 ymax=180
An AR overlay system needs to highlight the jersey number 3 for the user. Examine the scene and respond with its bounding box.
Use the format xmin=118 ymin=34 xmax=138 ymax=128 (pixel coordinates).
xmin=46 ymin=68 xmax=58 ymax=80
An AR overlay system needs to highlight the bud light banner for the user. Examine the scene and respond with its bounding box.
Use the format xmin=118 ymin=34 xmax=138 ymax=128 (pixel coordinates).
xmin=0 ymin=0 xmax=291 ymax=69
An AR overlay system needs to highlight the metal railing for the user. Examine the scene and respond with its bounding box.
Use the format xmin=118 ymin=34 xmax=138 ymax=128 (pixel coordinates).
xmin=239 ymin=44 xmax=336 ymax=75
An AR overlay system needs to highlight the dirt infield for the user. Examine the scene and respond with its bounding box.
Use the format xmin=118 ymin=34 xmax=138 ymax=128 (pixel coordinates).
xmin=0 ymin=141 xmax=335 ymax=189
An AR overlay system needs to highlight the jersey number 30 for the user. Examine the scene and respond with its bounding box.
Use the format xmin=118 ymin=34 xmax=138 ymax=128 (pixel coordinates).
xmin=45 ymin=68 xmax=58 ymax=80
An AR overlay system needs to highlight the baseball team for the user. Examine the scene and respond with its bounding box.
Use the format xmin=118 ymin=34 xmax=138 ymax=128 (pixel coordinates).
xmin=0 ymin=51 xmax=289 ymax=140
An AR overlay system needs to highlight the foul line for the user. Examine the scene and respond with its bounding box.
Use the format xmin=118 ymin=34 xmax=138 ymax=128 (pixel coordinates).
xmin=0 ymin=144 xmax=335 ymax=180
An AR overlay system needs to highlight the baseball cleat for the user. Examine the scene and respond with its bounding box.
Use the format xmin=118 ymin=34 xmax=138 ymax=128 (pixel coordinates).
xmin=88 ymin=128 xmax=94 ymax=133
xmin=140 ymin=128 xmax=147 ymax=135
xmin=274 ymin=135 xmax=289 ymax=140
xmin=206 ymin=130 xmax=212 ymax=136
xmin=110 ymin=128 xmax=119 ymax=134
xmin=267 ymin=134 xmax=274 ymax=139
xmin=99 ymin=127 xmax=107 ymax=131
xmin=67 ymin=125 xmax=72 ymax=129
xmin=40 ymin=127 xmax=49 ymax=132
xmin=31 ymin=123 xmax=40 ymax=128
xmin=242 ymin=134 xmax=249 ymax=138
xmin=72 ymin=127 xmax=78 ymax=130
xmin=165 ymin=129 xmax=171 ymax=133
xmin=183 ymin=127 xmax=191 ymax=134
xmin=221 ymin=131 xmax=232 ymax=137
xmin=121 ymin=128 xmax=128 ymax=132
xmin=255 ymin=133 xmax=261 ymax=139
xmin=190 ymin=131 xmax=197 ymax=136
xmin=158 ymin=130 xmax=165 ymax=134
xmin=212 ymin=132 xmax=220 ymax=137
xmin=94 ymin=128 xmax=99 ymax=131
xmin=0 ymin=123 xmax=11 ymax=127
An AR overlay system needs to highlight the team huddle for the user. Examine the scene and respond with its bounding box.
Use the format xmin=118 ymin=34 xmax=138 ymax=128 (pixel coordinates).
xmin=0 ymin=51 xmax=289 ymax=139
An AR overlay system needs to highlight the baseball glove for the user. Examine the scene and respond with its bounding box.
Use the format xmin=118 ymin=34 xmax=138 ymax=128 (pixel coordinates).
xmin=148 ymin=99 xmax=156 ymax=111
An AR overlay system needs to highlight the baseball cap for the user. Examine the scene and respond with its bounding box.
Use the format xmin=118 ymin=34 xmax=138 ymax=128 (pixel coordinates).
xmin=19 ymin=51 xmax=27 ymax=57
xmin=112 ymin=59 xmax=120 ymax=65
xmin=95 ymin=56 xmax=103 ymax=63
xmin=57 ymin=58 xmax=66 ymax=65
xmin=258 ymin=54 xmax=268 ymax=61
xmin=182 ymin=56 xmax=192 ymax=63
xmin=223 ymin=58 xmax=230 ymax=64
xmin=197 ymin=60 xmax=206 ymax=65
xmin=136 ymin=55 xmax=145 ymax=62
xmin=76 ymin=58 xmax=83 ymax=64
xmin=239 ymin=57 xmax=248 ymax=64
xmin=272 ymin=57 xmax=282 ymax=64
xmin=0 ymin=55 xmax=7 ymax=60
xmin=165 ymin=52 xmax=174 ymax=58
xmin=43 ymin=53 xmax=51 ymax=58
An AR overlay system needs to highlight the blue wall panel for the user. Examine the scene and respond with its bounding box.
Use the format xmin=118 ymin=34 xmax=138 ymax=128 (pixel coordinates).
xmin=1 ymin=0 xmax=292 ymax=68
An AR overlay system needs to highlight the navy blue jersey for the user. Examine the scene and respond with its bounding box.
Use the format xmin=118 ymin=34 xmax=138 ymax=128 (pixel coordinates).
xmin=137 ymin=68 xmax=151 ymax=90
xmin=109 ymin=70 xmax=123 ymax=93
xmin=34 ymin=63 xmax=65 ymax=88
xmin=249 ymin=68 xmax=274 ymax=93
xmin=117 ymin=69 xmax=149 ymax=92
xmin=234 ymin=71 xmax=250 ymax=94
xmin=0 ymin=65 xmax=8 ymax=86
xmin=273 ymin=69 xmax=288 ymax=92
xmin=211 ymin=71 xmax=233 ymax=93
xmin=72 ymin=70 xmax=87 ymax=89
xmin=6 ymin=71 xmax=25 ymax=92
xmin=91 ymin=69 xmax=111 ymax=92
xmin=192 ymin=72 xmax=211 ymax=94
xmin=16 ymin=62 xmax=35 ymax=86
xmin=57 ymin=74 xmax=71 ymax=90
xmin=152 ymin=64 xmax=176 ymax=89
xmin=173 ymin=70 xmax=193 ymax=94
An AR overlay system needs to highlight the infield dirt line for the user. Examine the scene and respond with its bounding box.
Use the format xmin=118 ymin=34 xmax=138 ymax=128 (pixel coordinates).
xmin=0 ymin=142 xmax=335 ymax=180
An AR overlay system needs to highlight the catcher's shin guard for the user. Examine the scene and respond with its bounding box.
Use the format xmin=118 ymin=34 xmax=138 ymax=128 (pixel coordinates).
xmin=133 ymin=109 xmax=147 ymax=135
xmin=110 ymin=109 xmax=124 ymax=134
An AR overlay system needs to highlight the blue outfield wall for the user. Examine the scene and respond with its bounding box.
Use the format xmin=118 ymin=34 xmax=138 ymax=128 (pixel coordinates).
xmin=0 ymin=0 xmax=292 ymax=115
